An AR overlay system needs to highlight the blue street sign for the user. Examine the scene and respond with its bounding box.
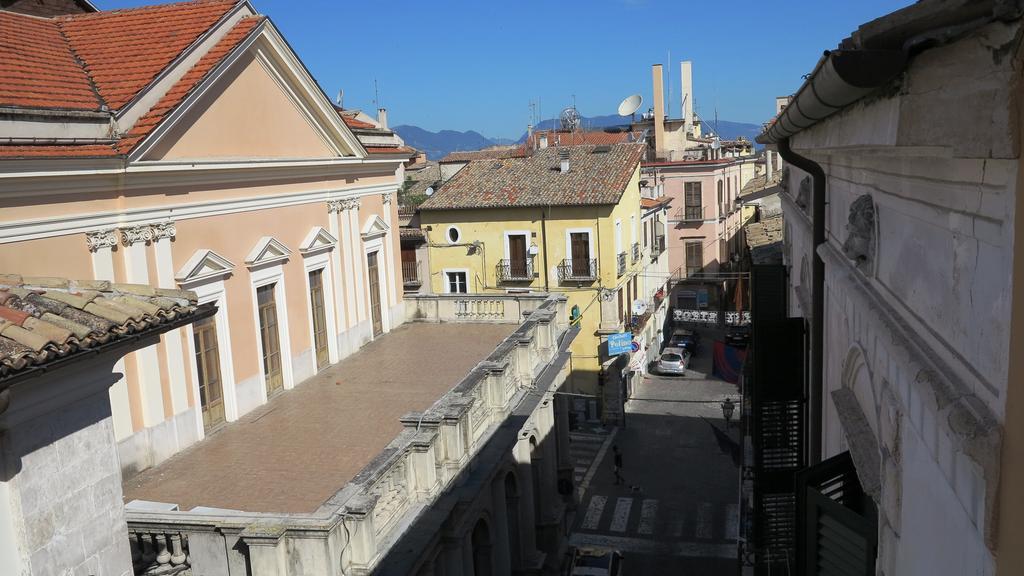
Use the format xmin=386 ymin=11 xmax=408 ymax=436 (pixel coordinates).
xmin=607 ymin=332 xmax=633 ymax=356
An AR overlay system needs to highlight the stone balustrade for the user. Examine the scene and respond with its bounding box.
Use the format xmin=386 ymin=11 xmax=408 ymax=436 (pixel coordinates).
xmin=406 ymin=293 xmax=549 ymax=323
xmin=125 ymin=294 xmax=571 ymax=576
xmin=130 ymin=529 xmax=189 ymax=575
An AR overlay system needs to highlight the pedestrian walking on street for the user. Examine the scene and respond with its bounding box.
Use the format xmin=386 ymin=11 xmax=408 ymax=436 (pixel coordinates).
xmin=612 ymin=445 xmax=624 ymax=485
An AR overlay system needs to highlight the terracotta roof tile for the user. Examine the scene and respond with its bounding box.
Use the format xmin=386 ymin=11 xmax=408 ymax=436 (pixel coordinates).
xmin=640 ymin=195 xmax=672 ymax=209
xmin=365 ymin=146 xmax=415 ymax=156
xmin=58 ymin=0 xmax=239 ymax=111
xmin=527 ymin=129 xmax=634 ymax=148
xmin=0 ymin=144 xmax=118 ymax=158
xmin=439 ymin=147 xmax=529 ymax=163
xmin=0 ymin=11 xmax=102 ymax=111
xmin=343 ymin=116 xmax=376 ymax=129
xmin=0 ymin=274 xmax=208 ymax=382
xmin=421 ymin=143 xmax=645 ymax=210
xmin=115 ymin=15 xmax=263 ymax=154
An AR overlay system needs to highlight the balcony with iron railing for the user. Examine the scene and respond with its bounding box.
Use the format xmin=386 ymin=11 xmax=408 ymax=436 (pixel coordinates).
xmin=651 ymin=235 xmax=666 ymax=260
xmin=557 ymin=258 xmax=598 ymax=282
xmin=631 ymin=242 xmax=641 ymax=264
xmin=617 ymin=252 xmax=627 ymax=276
xmin=681 ymin=205 xmax=704 ymax=222
xmin=495 ymin=258 xmax=534 ymax=283
xmin=402 ymin=260 xmax=421 ymax=288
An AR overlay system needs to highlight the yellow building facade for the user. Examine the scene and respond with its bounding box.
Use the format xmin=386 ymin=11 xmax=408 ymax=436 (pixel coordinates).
xmin=418 ymin=145 xmax=645 ymax=411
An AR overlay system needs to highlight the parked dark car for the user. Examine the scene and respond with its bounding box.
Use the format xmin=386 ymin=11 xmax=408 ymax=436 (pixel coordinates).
xmin=570 ymin=547 xmax=623 ymax=576
xmin=669 ymin=328 xmax=700 ymax=353
xmin=725 ymin=325 xmax=750 ymax=347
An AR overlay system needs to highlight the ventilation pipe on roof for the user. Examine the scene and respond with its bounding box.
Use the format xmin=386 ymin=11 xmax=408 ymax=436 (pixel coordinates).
xmin=559 ymin=149 xmax=570 ymax=173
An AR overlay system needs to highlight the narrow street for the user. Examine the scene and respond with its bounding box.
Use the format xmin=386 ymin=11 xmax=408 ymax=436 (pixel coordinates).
xmin=569 ymin=327 xmax=741 ymax=574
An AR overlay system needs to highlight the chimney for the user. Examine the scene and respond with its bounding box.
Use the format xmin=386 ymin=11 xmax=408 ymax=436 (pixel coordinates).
xmin=559 ymin=149 xmax=570 ymax=173
xmin=377 ymin=108 xmax=388 ymax=130
xmin=680 ymin=61 xmax=693 ymax=135
xmin=652 ymin=64 xmax=666 ymax=160
xmin=765 ymin=150 xmax=774 ymax=179
xmin=539 ymin=133 xmax=548 ymax=149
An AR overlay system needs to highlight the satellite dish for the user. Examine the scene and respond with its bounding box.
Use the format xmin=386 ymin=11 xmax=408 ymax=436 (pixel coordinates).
xmin=711 ymin=137 xmax=721 ymax=150
xmin=425 ymin=186 xmax=434 ymax=196
xmin=632 ymin=299 xmax=648 ymax=316
xmin=560 ymin=107 xmax=581 ymax=131
xmin=617 ymin=94 xmax=642 ymax=117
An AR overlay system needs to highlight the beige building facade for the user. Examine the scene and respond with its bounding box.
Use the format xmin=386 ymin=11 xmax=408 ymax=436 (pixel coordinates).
xmin=0 ymin=0 xmax=411 ymax=478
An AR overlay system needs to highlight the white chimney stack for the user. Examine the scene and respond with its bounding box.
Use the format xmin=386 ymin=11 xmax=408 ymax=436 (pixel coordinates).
xmin=681 ymin=61 xmax=693 ymax=135
xmin=377 ymin=108 xmax=388 ymax=130
xmin=559 ymin=149 xmax=570 ymax=173
xmin=766 ymin=150 xmax=774 ymax=179
xmin=539 ymin=133 xmax=548 ymax=149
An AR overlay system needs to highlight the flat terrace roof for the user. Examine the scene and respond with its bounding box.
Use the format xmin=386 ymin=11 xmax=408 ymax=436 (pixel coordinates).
xmin=122 ymin=322 xmax=516 ymax=514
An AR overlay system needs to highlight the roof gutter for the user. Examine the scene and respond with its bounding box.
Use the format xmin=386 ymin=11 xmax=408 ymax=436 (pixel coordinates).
xmin=756 ymin=49 xmax=907 ymax=144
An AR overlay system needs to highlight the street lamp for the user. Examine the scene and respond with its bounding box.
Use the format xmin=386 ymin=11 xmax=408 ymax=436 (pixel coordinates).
xmin=721 ymin=397 xmax=736 ymax=428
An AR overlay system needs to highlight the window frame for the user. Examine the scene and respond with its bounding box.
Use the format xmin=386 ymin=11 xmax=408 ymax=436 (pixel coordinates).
xmin=443 ymin=269 xmax=470 ymax=293
xmin=250 ymin=263 xmax=294 ymax=401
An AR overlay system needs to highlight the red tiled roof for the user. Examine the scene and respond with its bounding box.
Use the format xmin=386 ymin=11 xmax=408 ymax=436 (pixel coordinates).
xmin=640 ymin=195 xmax=672 ymax=209
xmin=0 ymin=144 xmax=117 ymax=159
xmin=343 ymin=116 xmax=376 ymax=130
xmin=439 ymin=147 xmax=529 ymax=163
xmin=528 ymin=129 xmax=633 ymax=148
xmin=365 ymin=146 xmax=415 ymax=156
xmin=0 ymin=11 xmax=102 ymax=111
xmin=58 ymin=0 xmax=239 ymax=111
xmin=116 ymin=15 xmax=263 ymax=154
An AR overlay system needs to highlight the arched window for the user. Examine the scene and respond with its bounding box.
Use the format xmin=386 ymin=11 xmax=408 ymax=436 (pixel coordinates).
xmin=471 ymin=518 xmax=492 ymax=576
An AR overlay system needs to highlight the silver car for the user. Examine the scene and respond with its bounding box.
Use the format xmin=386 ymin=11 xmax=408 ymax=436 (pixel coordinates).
xmin=656 ymin=347 xmax=689 ymax=376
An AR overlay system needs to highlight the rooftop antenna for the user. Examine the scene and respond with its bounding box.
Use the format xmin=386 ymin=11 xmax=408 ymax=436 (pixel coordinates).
xmin=373 ymin=78 xmax=380 ymax=108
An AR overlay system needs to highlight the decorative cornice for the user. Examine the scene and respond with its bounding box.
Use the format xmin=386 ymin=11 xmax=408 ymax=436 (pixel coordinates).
xmin=120 ymin=225 xmax=154 ymax=246
xmin=85 ymin=229 xmax=118 ymax=252
xmin=327 ymin=198 xmax=362 ymax=213
xmin=151 ymin=221 xmax=177 ymax=241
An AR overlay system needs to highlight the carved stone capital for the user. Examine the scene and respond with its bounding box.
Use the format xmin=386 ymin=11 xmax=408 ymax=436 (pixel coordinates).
xmin=343 ymin=198 xmax=361 ymax=211
xmin=151 ymin=221 xmax=176 ymax=241
xmin=327 ymin=199 xmax=345 ymax=213
xmin=327 ymin=198 xmax=361 ymax=213
xmin=381 ymin=192 xmax=392 ymax=205
xmin=85 ymin=229 xmax=118 ymax=252
xmin=120 ymin=225 xmax=154 ymax=246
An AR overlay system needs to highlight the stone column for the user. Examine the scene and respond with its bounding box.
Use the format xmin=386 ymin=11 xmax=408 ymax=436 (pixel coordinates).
xmin=512 ymin=436 xmax=539 ymax=560
xmin=151 ymin=222 xmax=189 ymax=417
xmin=327 ymin=200 xmax=351 ymax=344
xmin=490 ymin=475 xmax=512 ymax=576
xmin=461 ymin=533 xmax=474 ymax=576
xmin=120 ymin=225 xmax=165 ymax=427
xmin=86 ymin=229 xmax=132 ymax=442
xmin=240 ymin=525 xmax=286 ymax=576
xmin=381 ymin=191 xmax=398 ymax=308
xmin=345 ymin=198 xmax=367 ymax=324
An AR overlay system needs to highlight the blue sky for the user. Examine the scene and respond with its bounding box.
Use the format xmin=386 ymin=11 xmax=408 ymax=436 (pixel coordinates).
xmin=98 ymin=0 xmax=914 ymax=139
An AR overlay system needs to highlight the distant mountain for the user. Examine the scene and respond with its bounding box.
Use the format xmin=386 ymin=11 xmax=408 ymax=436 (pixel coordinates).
xmin=518 ymin=114 xmax=762 ymax=145
xmin=395 ymin=115 xmax=764 ymax=160
xmin=392 ymin=125 xmax=506 ymax=160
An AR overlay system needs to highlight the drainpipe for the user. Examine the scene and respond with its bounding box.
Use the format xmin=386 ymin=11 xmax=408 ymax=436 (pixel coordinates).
xmin=777 ymin=137 xmax=825 ymax=465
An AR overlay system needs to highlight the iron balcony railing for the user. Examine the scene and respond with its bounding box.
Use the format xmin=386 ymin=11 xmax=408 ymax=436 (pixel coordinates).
xmin=651 ymin=235 xmax=666 ymax=259
xmin=631 ymin=242 xmax=641 ymax=264
xmin=683 ymin=205 xmax=704 ymax=221
xmin=496 ymin=258 xmax=534 ymax=282
xmin=617 ymin=252 xmax=627 ymax=276
xmin=557 ymin=258 xmax=598 ymax=282
xmin=401 ymin=261 xmax=420 ymax=286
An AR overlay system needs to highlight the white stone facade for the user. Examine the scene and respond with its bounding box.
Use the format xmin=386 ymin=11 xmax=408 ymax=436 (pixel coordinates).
xmin=780 ymin=18 xmax=1021 ymax=576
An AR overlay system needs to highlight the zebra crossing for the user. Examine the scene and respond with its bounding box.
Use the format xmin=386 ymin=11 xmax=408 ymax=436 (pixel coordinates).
xmin=575 ymin=493 xmax=739 ymax=543
xmin=568 ymin=430 xmax=610 ymax=487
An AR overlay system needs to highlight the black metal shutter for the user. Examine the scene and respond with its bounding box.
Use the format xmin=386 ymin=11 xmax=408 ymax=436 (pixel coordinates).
xmin=796 ymin=451 xmax=877 ymax=576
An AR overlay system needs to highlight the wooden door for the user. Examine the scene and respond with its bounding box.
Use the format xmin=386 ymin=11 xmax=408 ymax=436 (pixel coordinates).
xmin=570 ymin=232 xmax=589 ymax=276
xmin=192 ymin=315 xmax=225 ymax=430
xmin=308 ymin=269 xmax=329 ymax=370
xmin=368 ymin=252 xmax=383 ymax=337
xmin=509 ymin=234 xmax=528 ymax=278
xmin=257 ymin=284 xmax=283 ymax=395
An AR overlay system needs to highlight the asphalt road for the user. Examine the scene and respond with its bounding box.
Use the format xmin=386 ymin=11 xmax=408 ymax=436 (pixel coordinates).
xmin=569 ymin=328 xmax=741 ymax=575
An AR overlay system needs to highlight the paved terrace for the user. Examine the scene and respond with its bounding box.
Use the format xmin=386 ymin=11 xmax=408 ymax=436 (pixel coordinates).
xmin=122 ymin=322 xmax=516 ymax=514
